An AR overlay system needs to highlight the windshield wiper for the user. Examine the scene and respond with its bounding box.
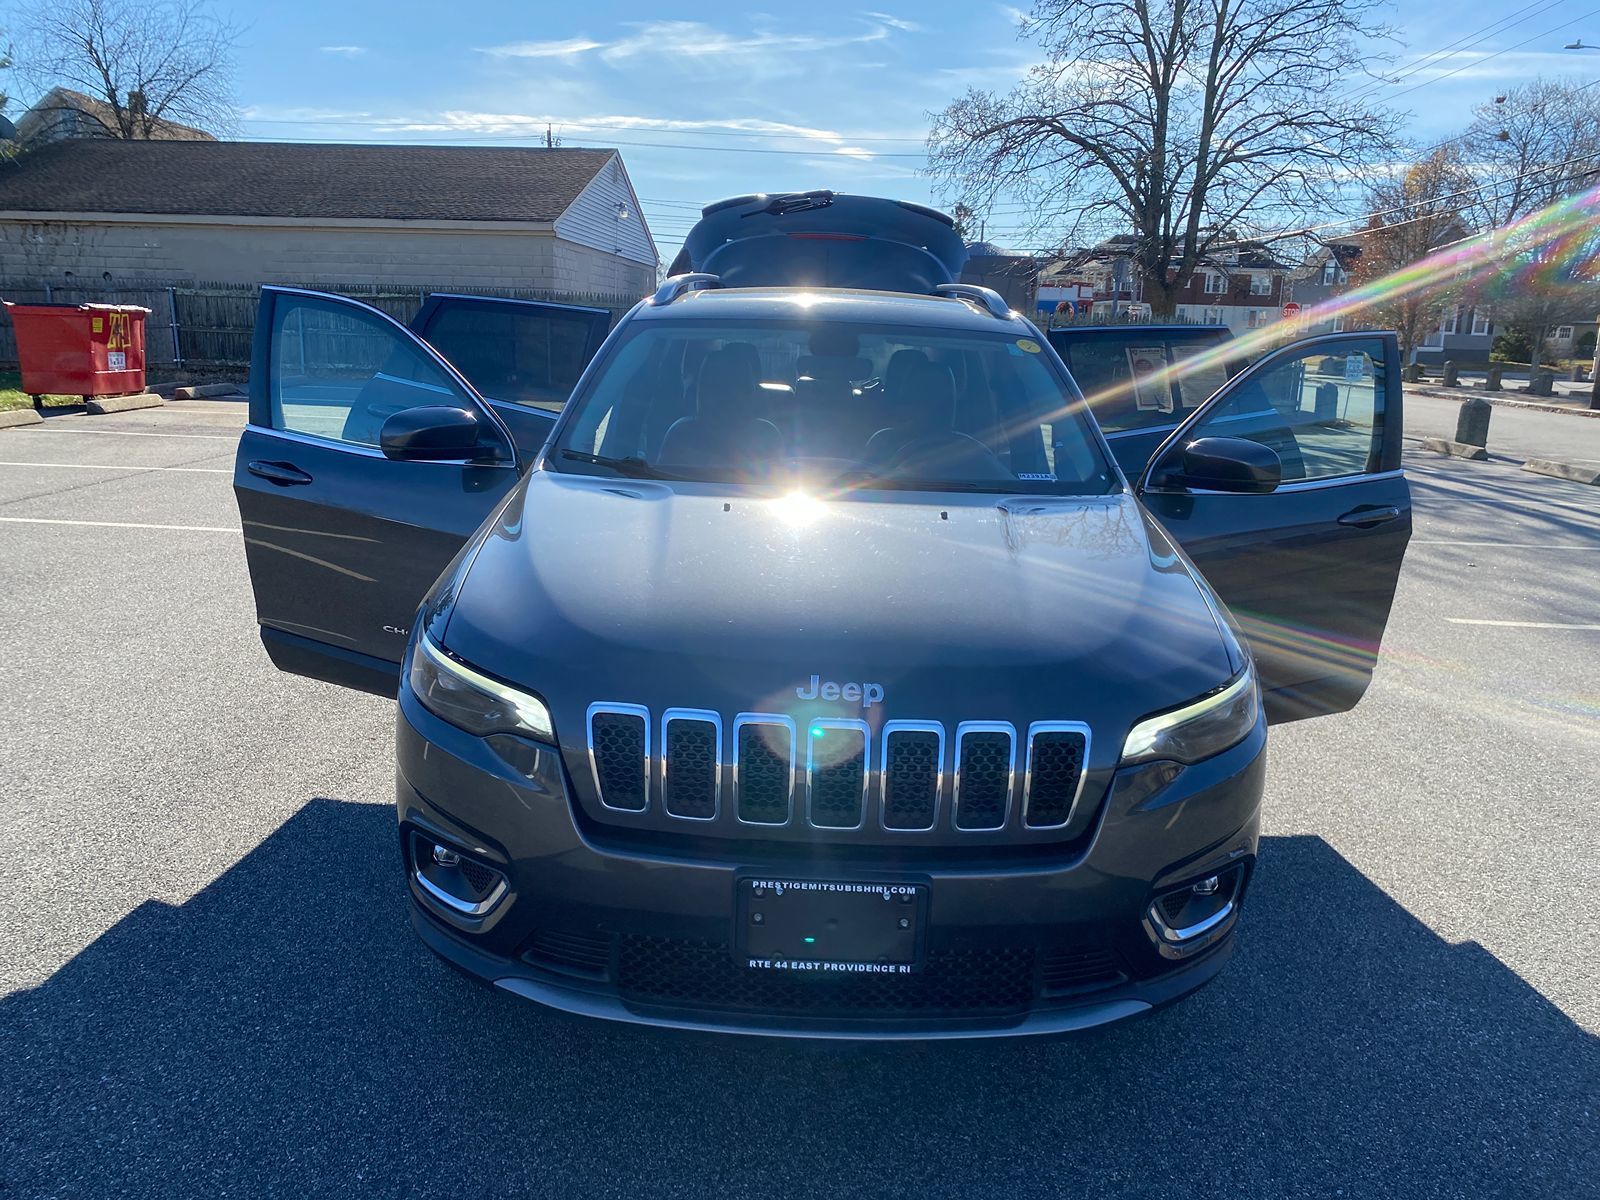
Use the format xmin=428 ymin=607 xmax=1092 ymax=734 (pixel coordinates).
xmin=557 ymin=450 xmax=682 ymax=480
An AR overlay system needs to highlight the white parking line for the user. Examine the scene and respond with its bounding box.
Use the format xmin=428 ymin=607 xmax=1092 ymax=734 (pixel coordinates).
xmin=1446 ymin=618 xmax=1600 ymax=630
xmin=1412 ymin=540 xmax=1600 ymax=550
xmin=0 ymin=516 xmax=240 ymax=533
xmin=0 ymin=461 xmax=231 ymax=474
xmin=15 ymin=427 xmax=236 ymax=441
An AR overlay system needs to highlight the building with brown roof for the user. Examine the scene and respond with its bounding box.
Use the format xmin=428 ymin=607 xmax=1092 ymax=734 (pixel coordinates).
xmin=13 ymin=87 xmax=218 ymax=146
xmin=0 ymin=139 xmax=659 ymax=296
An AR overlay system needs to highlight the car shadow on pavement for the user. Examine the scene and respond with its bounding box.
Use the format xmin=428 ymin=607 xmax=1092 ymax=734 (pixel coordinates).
xmin=3 ymin=799 xmax=1595 ymax=1199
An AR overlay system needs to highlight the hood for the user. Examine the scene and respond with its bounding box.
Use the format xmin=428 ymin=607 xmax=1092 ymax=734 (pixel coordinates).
xmin=439 ymin=471 xmax=1236 ymax=772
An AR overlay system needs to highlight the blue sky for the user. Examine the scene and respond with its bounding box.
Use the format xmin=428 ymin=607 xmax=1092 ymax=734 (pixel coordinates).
xmin=214 ymin=0 xmax=1600 ymax=262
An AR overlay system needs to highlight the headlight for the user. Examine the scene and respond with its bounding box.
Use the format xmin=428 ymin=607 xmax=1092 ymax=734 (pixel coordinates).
xmin=407 ymin=632 xmax=555 ymax=743
xmin=1120 ymin=667 xmax=1259 ymax=766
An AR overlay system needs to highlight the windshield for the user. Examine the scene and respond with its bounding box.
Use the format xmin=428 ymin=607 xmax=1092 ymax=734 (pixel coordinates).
xmin=548 ymin=318 xmax=1117 ymax=496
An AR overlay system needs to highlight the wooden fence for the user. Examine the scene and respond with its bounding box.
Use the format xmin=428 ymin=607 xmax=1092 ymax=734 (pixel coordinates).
xmin=0 ymin=280 xmax=641 ymax=372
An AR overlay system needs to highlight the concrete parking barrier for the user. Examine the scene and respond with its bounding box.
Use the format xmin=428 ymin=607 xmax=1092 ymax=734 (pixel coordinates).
xmin=85 ymin=392 xmax=165 ymax=415
xmin=1483 ymin=364 xmax=1503 ymax=391
xmin=1420 ymin=436 xmax=1488 ymax=460
xmin=1523 ymin=458 xmax=1600 ymax=485
xmin=1455 ymin=396 xmax=1492 ymax=447
xmin=0 ymin=409 xmax=45 ymax=430
xmin=1442 ymin=360 xmax=1459 ymax=387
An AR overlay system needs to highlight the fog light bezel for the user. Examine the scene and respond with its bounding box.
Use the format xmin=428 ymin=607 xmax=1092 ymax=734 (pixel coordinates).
xmin=410 ymin=831 xmax=508 ymax=918
xmin=1142 ymin=863 xmax=1246 ymax=960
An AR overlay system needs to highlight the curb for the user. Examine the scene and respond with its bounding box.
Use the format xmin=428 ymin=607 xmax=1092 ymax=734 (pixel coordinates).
xmin=172 ymin=383 xmax=245 ymax=400
xmin=1408 ymin=385 xmax=1600 ymax=418
xmin=1523 ymin=458 xmax=1600 ymax=486
xmin=1419 ymin=436 xmax=1488 ymax=461
xmin=86 ymin=392 xmax=165 ymax=415
xmin=0 ymin=408 xmax=45 ymax=430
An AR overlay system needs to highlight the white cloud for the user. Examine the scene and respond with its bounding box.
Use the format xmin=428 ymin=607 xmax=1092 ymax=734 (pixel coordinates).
xmin=999 ymin=5 xmax=1029 ymax=27
xmin=319 ymin=45 xmax=367 ymax=57
xmin=478 ymin=16 xmax=909 ymax=71
xmin=864 ymin=12 xmax=921 ymax=33
xmin=478 ymin=37 xmax=606 ymax=59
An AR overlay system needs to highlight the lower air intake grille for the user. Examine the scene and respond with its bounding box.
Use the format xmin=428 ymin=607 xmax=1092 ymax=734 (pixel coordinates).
xmin=882 ymin=728 xmax=940 ymax=830
xmin=1024 ymin=728 xmax=1088 ymax=828
xmin=663 ymin=716 xmax=719 ymax=819
xmin=617 ymin=936 xmax=1036 ymax=1018
xmin=955 ymin=727 xmax=1013 ymax=830
xmin=1040 ymin=947 xmax=1127 ymax=995
xmin=524 ymin=929 xmax=612 ymax=979
xmin=591 ymin=709 xmax=647 ymax=811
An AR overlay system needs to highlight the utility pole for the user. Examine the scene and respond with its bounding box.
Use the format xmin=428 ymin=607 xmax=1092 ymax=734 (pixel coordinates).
xmin=545 ymin=124 xmax=554 ymax=149
xmin=1590 ymin=312 xmax=1599 ymax=410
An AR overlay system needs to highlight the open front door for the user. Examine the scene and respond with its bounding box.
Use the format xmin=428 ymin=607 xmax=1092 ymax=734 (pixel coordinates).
xmin=1137 ymin=332 xmax=1411 ymax=723
xmin=233 ymin=288 xmax=525 ymax=696
xmin=408 ymin=294 xmax=612 ymax=454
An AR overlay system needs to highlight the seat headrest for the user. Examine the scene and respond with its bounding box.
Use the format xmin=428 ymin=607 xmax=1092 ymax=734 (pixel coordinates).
xmin=697 ymin=347 xmax=757 ymax=420
xmin=904 ymin=362 xmax=958 ymax=430
xmin=885 ymin=348 xmax=930 ymax=395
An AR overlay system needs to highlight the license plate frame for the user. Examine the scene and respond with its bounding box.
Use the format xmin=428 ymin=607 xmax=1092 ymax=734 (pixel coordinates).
xmin=735 ymin=877 xmax=927 ymax=975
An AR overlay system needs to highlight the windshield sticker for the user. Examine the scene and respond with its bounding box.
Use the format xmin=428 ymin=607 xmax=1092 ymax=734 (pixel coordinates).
xmin=1126 ymin=346 xmax=1174 ymax=412
xmin=1017 ymin=472 xmax=1057 ymax=482
xmin=1015 ymin=338 xmax=1041 ymax=353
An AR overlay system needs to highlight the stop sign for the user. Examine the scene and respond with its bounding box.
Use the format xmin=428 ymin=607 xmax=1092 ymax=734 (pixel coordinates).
xmin=1281 ymin=302 xmax=1302 ymax=319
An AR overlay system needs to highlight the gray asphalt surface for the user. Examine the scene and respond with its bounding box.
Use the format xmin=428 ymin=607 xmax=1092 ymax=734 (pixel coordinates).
xmin=1 ymin=399 xmax=1596 ymax=1199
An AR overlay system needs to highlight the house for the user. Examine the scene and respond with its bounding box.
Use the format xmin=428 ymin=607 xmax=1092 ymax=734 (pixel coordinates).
xmin=1048 ymin=236 xmax=1294 ymax=333
xmin=13 ymin=87 xmax=218 ymax=146
xmin=1289 ymin=235 xmax=1497 ymax=365
xmin=0 ymin=140 xmax=659 ymax=296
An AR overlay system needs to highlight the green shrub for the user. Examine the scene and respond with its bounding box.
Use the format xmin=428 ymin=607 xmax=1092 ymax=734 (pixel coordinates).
xmin=1577 ymin=330 xmax=1596 ymax=359
xmin=1491 ymin=330 xmax=1532 ymax=362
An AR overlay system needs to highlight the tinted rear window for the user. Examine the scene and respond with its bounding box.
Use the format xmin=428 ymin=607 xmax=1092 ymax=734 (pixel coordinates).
xmin=1050 ymin=330 xmax=1235 ymax=434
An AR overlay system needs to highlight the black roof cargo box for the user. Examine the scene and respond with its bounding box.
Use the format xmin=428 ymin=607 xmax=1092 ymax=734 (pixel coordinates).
xmin=665 ymin=191 xmax=969 ymax=293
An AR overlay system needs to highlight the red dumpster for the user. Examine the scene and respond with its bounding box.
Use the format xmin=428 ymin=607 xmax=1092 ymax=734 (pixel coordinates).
xmin=3 ymin=301 xmax=151 ymax=400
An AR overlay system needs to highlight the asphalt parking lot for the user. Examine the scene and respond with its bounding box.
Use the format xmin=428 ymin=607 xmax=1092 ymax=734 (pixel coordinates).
xmin=1 ymin=399 xmax=1596 ymax=1199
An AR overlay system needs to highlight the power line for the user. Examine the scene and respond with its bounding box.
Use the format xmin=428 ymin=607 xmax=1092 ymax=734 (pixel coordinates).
xmin=1378 ymin=6 xmax=1600 ymax=105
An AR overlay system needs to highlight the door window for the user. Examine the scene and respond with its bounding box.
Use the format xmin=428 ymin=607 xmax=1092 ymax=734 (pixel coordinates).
xmin=1180 ymin=337 xmax=1387 ymax=483
xmin=270 ymin=295 xmax=474 ymax=447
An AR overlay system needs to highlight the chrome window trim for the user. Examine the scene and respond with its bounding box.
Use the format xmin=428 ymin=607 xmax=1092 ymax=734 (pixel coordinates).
xmin=805 ymin=717 xmax=871 ymax=831
xmin=1022 ymin=720 xmax=1093 ymax=830
xmin=413 ymin=865 xmax=507 ymax=917
xmin=878 ymin=720 xmax=945 ymax=833
xmin=953 ymin=721 xmax=1017 ymax=832
xmin=586 ymin=702 xmax=651 ymax=814
xmin=732 ymin=712 xmax=796 ymax=827
xmin=660 ymin=707 xmax=722 ymax=822
xmin=1157 ymin=467 xmax=1405 ymax=498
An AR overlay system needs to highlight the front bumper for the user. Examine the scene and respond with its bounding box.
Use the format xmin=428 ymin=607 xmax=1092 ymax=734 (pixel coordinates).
xmin=395 ymin=691 xmax=1264 ymax=1039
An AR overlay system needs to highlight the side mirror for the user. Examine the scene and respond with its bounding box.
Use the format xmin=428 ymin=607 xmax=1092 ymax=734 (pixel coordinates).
xmin=379 ymin=406 xmax=497 ymax=462
xmin=1160 ymin=436 xmax=1281 ymax=494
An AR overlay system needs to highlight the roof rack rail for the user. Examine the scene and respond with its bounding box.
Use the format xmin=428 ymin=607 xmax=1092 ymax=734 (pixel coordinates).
xmin=652 ymin=273 xmax=721 ymax=306
xmin=932 ymin=283 xmax=1012 ymax=319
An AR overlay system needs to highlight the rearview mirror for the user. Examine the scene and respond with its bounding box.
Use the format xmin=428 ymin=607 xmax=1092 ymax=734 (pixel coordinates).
xmin=1160 ymin=436 xmax=1281 ymax=494
xmin=379 ymin=406 xmax=497 ymax=462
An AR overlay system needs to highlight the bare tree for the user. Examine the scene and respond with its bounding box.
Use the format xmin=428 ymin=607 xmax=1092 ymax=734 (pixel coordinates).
xmin=929 ymin=0 xmax=1402 ymax=316
xmin=1460 ymin=78 xmax=1600 ymax=231
xmin=1345 ymin=147 xmax=1475 ymax=364
xmin=23 ymin=0 xmax=238 ymax=138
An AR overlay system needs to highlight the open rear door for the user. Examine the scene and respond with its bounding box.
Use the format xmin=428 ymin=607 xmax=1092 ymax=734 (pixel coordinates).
xmin=1137 ymin=332 xmax=1411 ymax=723
xmin=408 ymin=294 xmax=612 ymax=454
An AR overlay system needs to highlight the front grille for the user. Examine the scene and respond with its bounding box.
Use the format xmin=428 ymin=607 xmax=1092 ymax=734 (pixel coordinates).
xmin=663 ymin=712 xmax=719 ymax=820
xmin=617 ymin=935 xmax=1036 ymax=1018
xmin=954 ymin=725 xmax=1014 ymax=831
xmin=882 ymin=726 xmax=941 ymax=830
xmin=1024 ymin=725 xmax=1089 ymax=828
xmin=585 ymin=703 xmax=1091 ymax=837
xmin=589 ymin=705 xmax=648 ymax=812
xmin=807 ymin=721 xmax=868 ymax=828
xmin=735 ymin=717 xmax=793 ymax=824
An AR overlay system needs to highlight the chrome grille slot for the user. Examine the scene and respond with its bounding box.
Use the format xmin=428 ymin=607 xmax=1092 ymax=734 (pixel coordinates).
xmin=954 ymin=722 xmax=1015 ymax=831
xmin=881 ymin=722 xmax=942 ymax=831
xmin=733 ymin=714 xmax=795 ymax=826
xmin=1024 ymin=722 xmax=1091 ymax=829
xmin=662 ymin=709 xmax=721 ymax=821
xmin=587 ymin=703 xmax=650 ymax=812
xmin=806 ymin=719 xmax=869 ymax=829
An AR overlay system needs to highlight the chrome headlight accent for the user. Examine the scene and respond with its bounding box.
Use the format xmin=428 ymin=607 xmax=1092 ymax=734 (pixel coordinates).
xmin=408 ymin=632 xmax=554 ymax=743
xmin=1120 ymin=667 xmax=1259 ymax=766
